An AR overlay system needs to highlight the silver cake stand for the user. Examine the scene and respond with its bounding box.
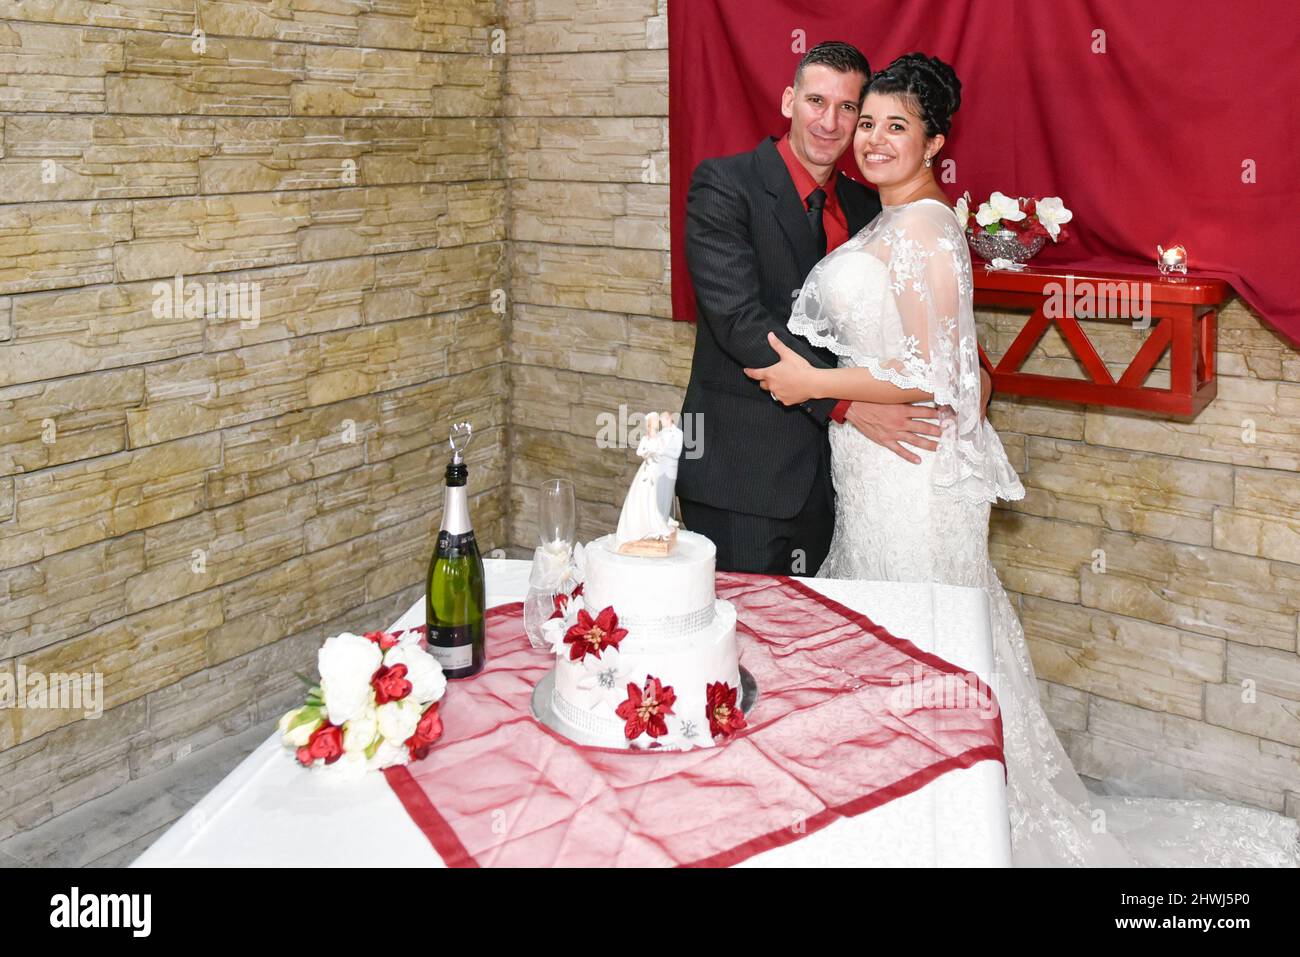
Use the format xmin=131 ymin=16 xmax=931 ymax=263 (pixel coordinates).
xmin=530 ymin=666 xmax=758 ymax=751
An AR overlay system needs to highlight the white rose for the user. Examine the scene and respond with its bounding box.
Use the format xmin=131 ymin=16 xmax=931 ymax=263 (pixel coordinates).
xmin=382 ymin=643 xmax=447 ymax=705
xmin=318 ymin=632 xmax=382 ymax=726
xmin=377 ymin=697 xmax=422 ymax=745
xmin=368 ymin=740 xmax=410 ymax=771
xmin=324 ymin=749 xmax=371 ymax=781
xmin=278 ymin=705 xmax=324 ymax=748
xmin=342 ymin=706 xmax=379 ymax=755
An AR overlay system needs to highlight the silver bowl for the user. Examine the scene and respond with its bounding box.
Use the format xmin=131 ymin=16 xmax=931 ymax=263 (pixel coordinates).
xmin=967 ymin=227 xmax=1046 ymax=263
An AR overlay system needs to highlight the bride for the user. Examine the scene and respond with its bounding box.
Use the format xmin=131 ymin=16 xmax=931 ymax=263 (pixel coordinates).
xmin=745 ymin=52 xmax=1300 ymax=867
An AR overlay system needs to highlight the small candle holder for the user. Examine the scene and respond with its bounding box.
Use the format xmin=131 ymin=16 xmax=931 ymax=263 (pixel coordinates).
xmin=1157 ymin=244 xmax=1188 ymax=275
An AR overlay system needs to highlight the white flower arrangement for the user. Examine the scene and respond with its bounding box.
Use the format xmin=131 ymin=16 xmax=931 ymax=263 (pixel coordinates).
xmin=960 ymin=189 xmax=1074 ymax=243
xmin=280 ymin=627 xmax=447 ymax=778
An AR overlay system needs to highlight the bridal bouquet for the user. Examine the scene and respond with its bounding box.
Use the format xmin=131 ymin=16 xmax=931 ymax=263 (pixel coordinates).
xmin=957 ymin=190 xmax=1073 ymax=243
xmin=279 ymin=627 xmax=447 ymax=776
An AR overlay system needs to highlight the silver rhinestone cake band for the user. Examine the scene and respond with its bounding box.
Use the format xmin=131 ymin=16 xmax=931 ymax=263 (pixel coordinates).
xmin=588 ymin=603 xmax=715 ymax=639
xmin=551 ymin=686 xmax=625 ymax=738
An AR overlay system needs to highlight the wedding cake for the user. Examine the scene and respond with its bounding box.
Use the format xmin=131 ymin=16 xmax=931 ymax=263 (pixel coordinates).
xmin=543 ymin=530 xmax=743 ymax=749
xmin=533 ymin=412 xmax=748 ymax=750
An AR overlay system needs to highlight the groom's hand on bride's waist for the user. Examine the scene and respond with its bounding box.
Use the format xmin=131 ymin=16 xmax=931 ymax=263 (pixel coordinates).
xmin=838 ymin=402 xmax=945 ymax=465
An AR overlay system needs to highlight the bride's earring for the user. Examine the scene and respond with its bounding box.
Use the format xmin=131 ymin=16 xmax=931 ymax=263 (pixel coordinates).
xmin=924 ymin=153 xmax=933 ymax=168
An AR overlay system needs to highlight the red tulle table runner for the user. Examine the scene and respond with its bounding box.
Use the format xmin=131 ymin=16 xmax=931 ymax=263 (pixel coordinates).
xmin=384 ymin=573 xmax=1004 ymax=867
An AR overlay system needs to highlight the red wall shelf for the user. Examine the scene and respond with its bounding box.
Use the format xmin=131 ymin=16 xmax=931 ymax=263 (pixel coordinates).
xmin=973 ymin=264 xmax=1229 ymax=416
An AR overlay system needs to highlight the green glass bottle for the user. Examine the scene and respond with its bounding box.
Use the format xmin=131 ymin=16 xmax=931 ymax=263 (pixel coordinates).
xmin=425 ymin=423 xmax=486 ymax=679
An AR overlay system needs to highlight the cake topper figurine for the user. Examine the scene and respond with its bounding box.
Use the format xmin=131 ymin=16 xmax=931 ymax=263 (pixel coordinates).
xmin=615 ymin=411 xmax=683 ymax=556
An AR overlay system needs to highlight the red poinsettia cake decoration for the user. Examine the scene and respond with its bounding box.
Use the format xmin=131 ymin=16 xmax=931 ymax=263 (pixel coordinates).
xmin=616 ymin=675 xmax=677 ymax=740
xmin=549 ymin=583 xmax=584 ymax=620
xmin=705 ymin=681 xmax=747 ymax=739
xmin=563 ymin=605 xmax=628 ymax=662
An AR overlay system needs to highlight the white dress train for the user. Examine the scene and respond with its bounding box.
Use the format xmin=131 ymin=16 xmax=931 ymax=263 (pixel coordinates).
xmin=790 ymin=199 xmax=1300 ymax=867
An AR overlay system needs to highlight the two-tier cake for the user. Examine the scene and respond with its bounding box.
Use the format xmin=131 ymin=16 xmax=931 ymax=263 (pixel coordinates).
xmin=538 ymin=529 xmax=746 ymax=750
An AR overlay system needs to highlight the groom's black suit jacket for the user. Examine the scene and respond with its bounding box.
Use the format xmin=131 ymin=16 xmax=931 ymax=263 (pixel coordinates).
xmin=678 ymin=136 xmax=881 ymax=520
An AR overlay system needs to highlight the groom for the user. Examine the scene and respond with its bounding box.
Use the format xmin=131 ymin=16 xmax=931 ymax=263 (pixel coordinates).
xmin=677 ymin=41 xmax=950 ymax=576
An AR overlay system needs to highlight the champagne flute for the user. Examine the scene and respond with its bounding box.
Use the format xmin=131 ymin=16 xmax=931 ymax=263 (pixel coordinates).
xmin=538 ymin=478 xmax=576 ymax=550
xmin=524 ymin=478 xmax=577 ymax=649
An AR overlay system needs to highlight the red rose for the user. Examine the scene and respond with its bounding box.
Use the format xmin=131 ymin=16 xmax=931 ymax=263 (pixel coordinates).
xmin=405 ymin=702 xmax=444 ymax=761
xmin=304 ymin=723 xmax=344 ymax=765
xmin=563 ymin=606 xmax=628 ymax=662
xmin=615 ymin=676 xmax=676 ymax=740
xmin=371 ymin=663 xmax=412 ymax=704
xmin=705 ymin=681 xmax=748 ymax=739
xmin=363 ymin=630 xmax=403 ymax=650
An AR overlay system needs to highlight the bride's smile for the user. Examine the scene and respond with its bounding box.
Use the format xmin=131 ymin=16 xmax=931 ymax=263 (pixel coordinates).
xmin=853 ymin=88 xmax=950 ymax=208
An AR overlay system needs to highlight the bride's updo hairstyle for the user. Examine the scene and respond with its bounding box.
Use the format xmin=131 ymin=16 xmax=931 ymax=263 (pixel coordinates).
xmin=865 ymin=53 xmax=961 ymax=138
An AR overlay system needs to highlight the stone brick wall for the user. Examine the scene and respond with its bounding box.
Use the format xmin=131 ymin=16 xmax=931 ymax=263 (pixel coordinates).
xmin=504 ymin=0 xmax=676 ymax=545
xmin=0 ymin=1 xmax=509 ymax=839
xmin=502 ymin=1 xmax=1300 ymax=821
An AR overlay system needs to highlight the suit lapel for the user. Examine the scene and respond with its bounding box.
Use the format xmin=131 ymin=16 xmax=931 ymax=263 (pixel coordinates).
xmin=756 ymin=137 xmax=819 ymax=278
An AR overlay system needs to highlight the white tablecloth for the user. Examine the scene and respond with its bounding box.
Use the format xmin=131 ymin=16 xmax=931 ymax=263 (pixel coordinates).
xmin=133 ymin=560 xmax=1011 ymax=867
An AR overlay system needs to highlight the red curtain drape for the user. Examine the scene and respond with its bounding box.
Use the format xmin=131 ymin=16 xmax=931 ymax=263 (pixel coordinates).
xmin=668 ymin=0 xmax=1300 ymax=348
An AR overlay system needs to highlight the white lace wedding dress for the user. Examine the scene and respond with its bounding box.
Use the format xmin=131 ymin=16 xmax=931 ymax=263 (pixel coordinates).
xmin=790 ymin=198 xmax=1300 ymax=867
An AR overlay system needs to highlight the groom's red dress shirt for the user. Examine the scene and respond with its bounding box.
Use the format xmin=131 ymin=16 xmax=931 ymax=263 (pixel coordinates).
xmin=776 ymin=133 xmax=853 ymax=423
xmin=777 ymin=133 xmax=850 ymax=252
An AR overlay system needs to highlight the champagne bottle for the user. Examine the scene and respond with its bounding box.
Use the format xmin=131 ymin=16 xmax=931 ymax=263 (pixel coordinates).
xmin=425 ymin=422 xmax=486 ymax=679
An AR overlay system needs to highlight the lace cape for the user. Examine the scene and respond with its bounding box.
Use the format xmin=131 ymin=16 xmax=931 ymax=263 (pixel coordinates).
xmin=789 ymin=199 xmax=1025 ymax=505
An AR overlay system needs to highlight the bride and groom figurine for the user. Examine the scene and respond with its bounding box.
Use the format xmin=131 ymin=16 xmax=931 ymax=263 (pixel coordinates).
xmin=524 ymin=410 xmax=684 ymax=648
xmin=615 ymin=411 xmax=685 ymax=556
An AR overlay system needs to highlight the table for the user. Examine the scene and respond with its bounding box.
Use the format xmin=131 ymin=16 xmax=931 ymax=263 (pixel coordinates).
xmin=132 ymin=560 xmax=1011 ymax=867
